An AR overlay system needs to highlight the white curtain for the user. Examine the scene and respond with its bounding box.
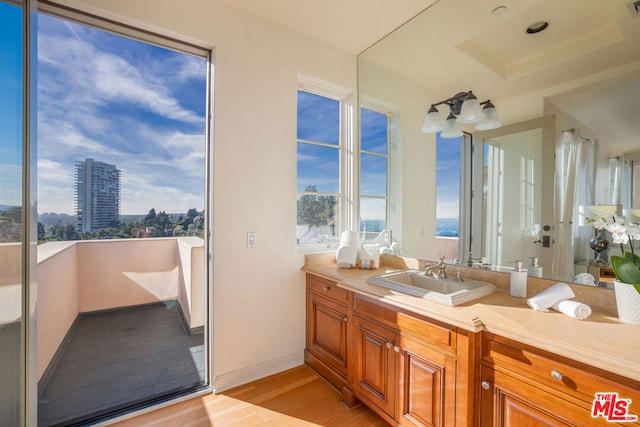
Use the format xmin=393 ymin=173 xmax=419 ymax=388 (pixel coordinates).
xmin=580 ymin=139 xmax=596 ymax=205
xmin=484 ymin=143 xmax=504 ymax=266
xmin=554 ymin=130 xmax=585 ymax=282
xmin=609 ymin=156 xmax=623 ymax=205
xmin=621 ymin=160 xmax=633 ymax=209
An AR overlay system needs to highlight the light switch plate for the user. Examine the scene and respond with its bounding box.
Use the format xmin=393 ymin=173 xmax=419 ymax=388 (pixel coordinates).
xmin=247 ymin=232 xmax=256 ymax=248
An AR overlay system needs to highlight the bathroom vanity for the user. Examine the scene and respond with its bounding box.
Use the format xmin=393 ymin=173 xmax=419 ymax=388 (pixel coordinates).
xmin=303 ymin=254 xmax=640 ymax=426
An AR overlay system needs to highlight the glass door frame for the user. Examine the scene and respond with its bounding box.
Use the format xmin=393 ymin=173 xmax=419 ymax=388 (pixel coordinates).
xmin=470 ymin=116 xmax=555 ymax=273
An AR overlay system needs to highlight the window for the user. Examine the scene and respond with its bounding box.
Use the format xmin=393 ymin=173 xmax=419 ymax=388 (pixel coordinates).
xmin=435 ymin=134 xmax=461 ymax=238
xmin=296 ymin=88 xmax=343 ymax=249
xmin=359 ymin=107 xmax=389 ymax=238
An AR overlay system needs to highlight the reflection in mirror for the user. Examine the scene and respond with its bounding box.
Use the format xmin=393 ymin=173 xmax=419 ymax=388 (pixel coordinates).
xmin=481 ymin=129 xmax=542 ymax=272
xmin=358 ymin=0 xmax=640 ymax=287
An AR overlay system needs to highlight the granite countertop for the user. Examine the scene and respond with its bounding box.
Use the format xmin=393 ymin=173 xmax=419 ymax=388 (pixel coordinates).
xmin=302 ymin=253 xmax=640 ymax=383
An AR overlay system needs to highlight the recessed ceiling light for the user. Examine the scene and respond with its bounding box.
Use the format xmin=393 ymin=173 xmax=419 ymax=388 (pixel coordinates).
xmin=492 ymin=6 xmax=507 ymax=15
xmin=526 ymin=21 xmax=549 ymax=34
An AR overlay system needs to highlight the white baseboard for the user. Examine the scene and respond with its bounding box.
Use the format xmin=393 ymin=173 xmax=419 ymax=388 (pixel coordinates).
xmin=213 ymin=351 xmax=304 ymax=393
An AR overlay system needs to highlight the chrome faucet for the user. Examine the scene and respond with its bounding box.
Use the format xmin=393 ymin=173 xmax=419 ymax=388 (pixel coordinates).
xmin=424 ymin=257 xmax=447 ymax=279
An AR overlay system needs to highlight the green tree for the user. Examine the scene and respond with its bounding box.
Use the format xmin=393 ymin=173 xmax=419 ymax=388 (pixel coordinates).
xmin=297 ymin=185 xmax=336 ymax=229
xmin=144 ymin=208 xmax=157 ymax=226
xmin=0 ymin=207 xmax=21 ymax=243
xmin=38 ymin=222 xmax=46 ymax=241
xmin=156 ymin=211 xmax=170 ymax=233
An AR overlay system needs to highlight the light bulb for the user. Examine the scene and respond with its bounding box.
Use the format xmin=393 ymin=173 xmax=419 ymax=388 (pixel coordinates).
xmin=476 ymin=101 xmax=502 ymax=131
xmin=457 ymin=92 xmax=483 ymax=123
xmin=421 ymin=105 xmax=442 ymax=133
xmin=441 ymin=113 xmax=463 ymax=138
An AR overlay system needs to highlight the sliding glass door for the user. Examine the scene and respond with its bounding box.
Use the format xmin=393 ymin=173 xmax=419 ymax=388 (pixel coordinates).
xmin=1 ymin=0 xmax=37 ymax=425
xmin=1 ymin=1 xmax=211 ymax=423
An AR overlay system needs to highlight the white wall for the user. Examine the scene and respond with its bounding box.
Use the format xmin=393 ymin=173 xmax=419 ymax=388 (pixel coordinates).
xmin=66 ymin=0 xmax=357 ymax=390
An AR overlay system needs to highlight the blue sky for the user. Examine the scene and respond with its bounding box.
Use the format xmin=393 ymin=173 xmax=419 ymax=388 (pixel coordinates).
xmin=436 ymin=134 xmax=461 ymax=219
xmin=0 ymin=11 xmax=208 ymax=215
xmin=0 ymin=2 xmax=23 ymax=207
xmin=296 ymin=91 xmax=340 ymax=194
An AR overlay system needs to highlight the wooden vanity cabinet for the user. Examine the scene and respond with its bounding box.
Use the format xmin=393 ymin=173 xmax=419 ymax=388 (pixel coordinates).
xmin=479 ymin=333 xmax=640 ymax=426
xmin=352 ymin=294 xmax=473 ymax=427
xmin=304 ymin=274 xmax=354 ymax=405
xmin=353 ymin=314 xmax=397 ymax=418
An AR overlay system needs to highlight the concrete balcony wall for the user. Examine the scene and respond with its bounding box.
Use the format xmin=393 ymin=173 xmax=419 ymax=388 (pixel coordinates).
xmin=77 ymin=238 xmax=180 ymax=313
xmin=37 ymin=242 xmax=79 ymax=380
xmin=177 ymin=237 xmax=205 ymax=331
xmin=36 ymin=237 xmax=205 ymax=380
xmin=0 ymin=243 xmax=22 ymax=325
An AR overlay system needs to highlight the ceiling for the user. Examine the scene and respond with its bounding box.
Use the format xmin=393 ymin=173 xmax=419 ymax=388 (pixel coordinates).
xmin=224 ymin=0 xmax=640 ymax=154
xmin=222 ymin=0 xmax=439 ymax=54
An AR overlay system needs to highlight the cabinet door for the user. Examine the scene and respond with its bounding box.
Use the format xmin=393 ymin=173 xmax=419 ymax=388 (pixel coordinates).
xmin=307 ymin=293 xmax=348 ymax=374
xmin=480 ymin=366 xmax=609 ymax=426
xmin=397 ymin=335 xmax=456 ymax=427
xmin=353 ymin=315 xmax=396 ymax=417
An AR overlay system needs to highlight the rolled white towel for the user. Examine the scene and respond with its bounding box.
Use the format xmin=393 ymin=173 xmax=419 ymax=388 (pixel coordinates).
xmin=527 ymin=283 xmax=575 ymax=312
xmin=336 ymin=231 xmax=358 ymax=268
xmin=551 ymin=299 xmax=592 ymax=320
xmin=336 ymin=244 xmax=358 ymax=268
xmin=339 ymin=230 xmax=357 ymax=245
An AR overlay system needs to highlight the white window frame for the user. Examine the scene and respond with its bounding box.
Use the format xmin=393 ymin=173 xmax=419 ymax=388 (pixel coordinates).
xmin=359 ymin=95 xmax=400 ymax=243
xmin=296 ymin=74 xmax=354 ymax=253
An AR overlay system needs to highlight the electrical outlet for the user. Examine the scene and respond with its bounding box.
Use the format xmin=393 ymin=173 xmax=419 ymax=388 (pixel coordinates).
xmin=247 ymin=232 xmax=256 ymax=248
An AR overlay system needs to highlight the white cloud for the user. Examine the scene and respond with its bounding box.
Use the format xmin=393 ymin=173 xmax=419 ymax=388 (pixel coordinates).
xmin=0 ymin=164 xmax=22 ymax=206
xmin=36 ymin=17 xmax=207 ymax=215
xmin=93 ymin=55 xmax=203 ymax=124
xmin=121 ymin=175 xmax=202 ymax=214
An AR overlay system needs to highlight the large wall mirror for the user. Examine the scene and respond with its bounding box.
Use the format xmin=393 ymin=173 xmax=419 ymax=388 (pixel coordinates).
xmin=358 ymin=0 xmax=640 ymax=287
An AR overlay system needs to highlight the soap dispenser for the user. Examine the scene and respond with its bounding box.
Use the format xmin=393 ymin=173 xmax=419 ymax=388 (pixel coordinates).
xmin=527 ymin=257 xmax=543 ymax=278
xmin=510 ymin=261 xmax=527 ymax=298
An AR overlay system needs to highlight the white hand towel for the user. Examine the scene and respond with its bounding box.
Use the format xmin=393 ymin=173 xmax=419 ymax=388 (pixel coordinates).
xmin=551 ymin=299 xmax=592 ymax=320
xmin=336 ymin=231 xmax=358 ymax=268
xmin=339 ymin=230 xmax=357 ymax=245
xmin=336 ymin=245 xmax=357 ymax=268
xmin=527 ymin=283 xmax=575 ymax=312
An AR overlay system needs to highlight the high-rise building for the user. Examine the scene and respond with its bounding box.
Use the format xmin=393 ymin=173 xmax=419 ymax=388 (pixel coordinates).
xmin=75 ymin=158 xmax=121 ymax=232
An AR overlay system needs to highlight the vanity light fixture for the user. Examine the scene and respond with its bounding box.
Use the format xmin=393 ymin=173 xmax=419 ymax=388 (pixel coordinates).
xmin=421 ymin=91 xmax=502 ymax=137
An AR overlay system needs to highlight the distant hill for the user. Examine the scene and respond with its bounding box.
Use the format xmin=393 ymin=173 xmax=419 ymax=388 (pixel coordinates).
xmin=38 ymin=212 xmax=76 ymax=230
xmin=38 ymin=212 xmax=193 ymax=228
xmin=0 ymin=204 xmax=18 ymax=211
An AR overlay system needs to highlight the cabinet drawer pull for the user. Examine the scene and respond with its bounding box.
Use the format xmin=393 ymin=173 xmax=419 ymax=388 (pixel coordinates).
xmin=481 ymin=381 xmax=490 ymax=390
xmin=393 ymin=346 xmax=401 ymax=353
xmin=322 ymin=286 xmax=330 ymax=292
xmin=343 ymin=316 xmax=348 ymax=323
xmin=386 ymin=342 xmax=393 ymax=349
xmin=551 ymin=370 xmax=563 ymax=381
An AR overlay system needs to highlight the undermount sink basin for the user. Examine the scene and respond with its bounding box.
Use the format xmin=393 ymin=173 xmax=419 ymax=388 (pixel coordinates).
xmin=366 ymin=269 xmax=496 ymax=306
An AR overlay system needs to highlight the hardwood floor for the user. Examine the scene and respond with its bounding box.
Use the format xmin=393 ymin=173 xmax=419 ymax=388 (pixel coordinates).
xmin=112 ymin=365 xmax=389 ymax=426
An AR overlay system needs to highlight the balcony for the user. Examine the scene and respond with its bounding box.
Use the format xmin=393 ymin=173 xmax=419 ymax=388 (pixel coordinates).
xmin=1 ymin=237 xmax=206 ymax=426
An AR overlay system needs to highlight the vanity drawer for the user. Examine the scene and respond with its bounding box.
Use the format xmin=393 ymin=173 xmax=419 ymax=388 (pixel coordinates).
xmin=482 ymin=333 xmax=640 ymax=407
xmin=354 ymin=294 xmax=456 ymax=353
xmin=307 ymin=274 xmax=350 ymax=304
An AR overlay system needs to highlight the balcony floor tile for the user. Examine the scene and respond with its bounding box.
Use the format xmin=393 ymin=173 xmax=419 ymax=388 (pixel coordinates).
xmin=38 ymin=301 xmax=204 ymax=426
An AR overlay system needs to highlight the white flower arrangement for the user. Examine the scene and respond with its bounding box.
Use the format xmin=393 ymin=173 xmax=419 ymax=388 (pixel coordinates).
xmin=587 ymin=215 xmax=640 ymax=294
